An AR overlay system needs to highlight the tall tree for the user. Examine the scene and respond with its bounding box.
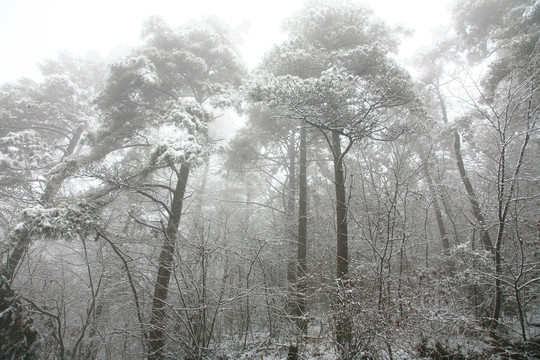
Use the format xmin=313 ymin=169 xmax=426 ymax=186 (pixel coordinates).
xmin=414 ymin=42 xmax=495 ymax=253
xmin=249 ymin=0 xmax=417 ymax=356
xmin=95 ymin=16 xmax=245 ymax=359
xmin=252 ymin=38 xmax=327 ymax=333
xmin=452 ymin=0 xmax=539 ymax=331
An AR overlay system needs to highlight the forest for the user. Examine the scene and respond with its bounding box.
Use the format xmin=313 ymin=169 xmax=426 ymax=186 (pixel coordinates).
xmin=0 ymin=0 xmax=539 ymax=359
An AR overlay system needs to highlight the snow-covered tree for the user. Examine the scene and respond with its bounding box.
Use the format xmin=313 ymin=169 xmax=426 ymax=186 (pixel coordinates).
xmin=248 ymin=1 xmax=418 ymax=356
xmin=94 ymin=16 xmax=245 ymax=359
xmin=0 ymin=52 xmax=107 ymax=280
xmin=452 ymin=0 xmax=540 ymax=335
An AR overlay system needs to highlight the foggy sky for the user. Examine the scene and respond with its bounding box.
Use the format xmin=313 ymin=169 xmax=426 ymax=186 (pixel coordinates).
xmin=0 ymin=0 xmax=451 ymax=82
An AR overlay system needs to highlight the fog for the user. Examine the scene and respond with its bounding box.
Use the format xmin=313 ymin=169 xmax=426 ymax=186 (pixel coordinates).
xmin=0 ymin=0 xmax=450 ymax=81
xmin=1 ymin=0 xmax=539 ymax=359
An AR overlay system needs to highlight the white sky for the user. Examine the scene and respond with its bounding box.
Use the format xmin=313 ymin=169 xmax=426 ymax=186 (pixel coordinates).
xmin=0 ymin=0 xmax=452 ymax=83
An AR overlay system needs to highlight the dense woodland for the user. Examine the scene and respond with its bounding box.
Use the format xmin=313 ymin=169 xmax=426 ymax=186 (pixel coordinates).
xmin=0 ymin=0 xmax=539 ymax=359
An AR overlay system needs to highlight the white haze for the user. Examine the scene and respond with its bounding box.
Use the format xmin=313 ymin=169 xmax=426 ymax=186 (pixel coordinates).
xmin=0 ymin=0 xmax=452 ymax=83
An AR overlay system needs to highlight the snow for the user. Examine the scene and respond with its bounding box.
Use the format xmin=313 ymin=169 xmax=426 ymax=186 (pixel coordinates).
xmin=145 ymin=99 xmax=211 ymax=168
xmin=13 ymin=202 xmax=99 ymax=240
xmin=13 ymin=222 xmax=25 ymax=232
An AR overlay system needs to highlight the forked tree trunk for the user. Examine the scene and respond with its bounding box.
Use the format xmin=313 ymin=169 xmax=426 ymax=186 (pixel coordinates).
xmin=148 ymin=164 xmax=190 ymax=360
xmin=42 ymin=126 xmax=85 ymax=203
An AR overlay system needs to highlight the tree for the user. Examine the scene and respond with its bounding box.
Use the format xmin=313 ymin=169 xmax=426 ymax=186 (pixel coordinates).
xmin=0 ymin=52 xmax=107 ymax=280
xmin=414 ymin=41 xmax=496 ymax=254
xmin=95 ymin=16 xmax=245 ymax=359
xmin=244 ymin=40 xmax=325 ymax=334
xmin=249 ymin=1 xmax=417 ymax=356
xmin=452 ymin=0 xmax=539 ymax=333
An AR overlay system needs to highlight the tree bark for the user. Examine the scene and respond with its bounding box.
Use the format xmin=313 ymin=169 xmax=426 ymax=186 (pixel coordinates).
xmin=332 ymin=131 xmax=349 ymax=280
xmin=296 ymin=123 xmax=308 ymax=333
xmin=148 ymin=164 xmax=190 ymax=360
xmin=421 ymin=158 xmax=450 ymax=252
xmin=331 ymin=131 xmax=352 ymax=357
xmin=435 ymin=86 xmax=494 ymax=253
xmin=452 ymin=130 xmax=494 ymax=253
xmin=287 ymin=132 xmax=297 ymax=285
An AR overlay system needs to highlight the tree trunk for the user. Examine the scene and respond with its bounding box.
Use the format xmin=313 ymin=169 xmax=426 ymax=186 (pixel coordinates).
xmin=148 ymin=164 xmax=190 ymax=360
xmin=435 ymin=86 xmax=494 ymax=253
xmin=492 ymin=232 xmax=503 ymax=330
xmin=287 ymin=131 xmax=297 ymax=285
xmin=296 ymin=123 xmax=308 ymax=333
xmin=332 ymin=131 xmax=348 ymax=280
xmin=42 ymin=126 xmax=85 ymax=203
xmin=421 ymin=157 xmax=450 ymax=252
xmin=492 ymin=122 xmax=532 ymax=330
xmin=452 ymin=130 xmax=494 ymax=253
xmin=2 ymin=231 xmax=31 ymax=281
xmin=331 ymin=131 xmax=352 ymax=357
xmin=194 ymin=160 xmax=210 ymax=353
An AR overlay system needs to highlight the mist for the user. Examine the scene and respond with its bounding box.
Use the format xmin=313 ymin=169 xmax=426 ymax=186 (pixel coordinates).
xmin=1 ymin=0 xmax=539 ymax=359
